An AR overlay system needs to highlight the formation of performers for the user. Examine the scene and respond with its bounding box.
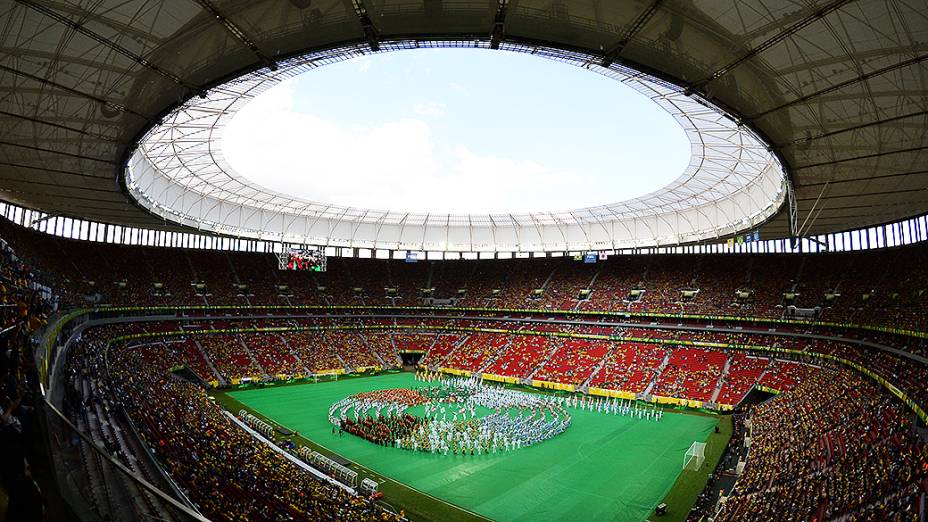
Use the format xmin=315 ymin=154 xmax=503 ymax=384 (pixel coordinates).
xmin=562 ymin=392 xmax=664 ymax=421
xmin=328 ymin=373 xmax=665 ymax=455
xmin=414 ymin=371 xmax=664 ymax=422
xmin=328 ymin=388 xmax=428 ymax=446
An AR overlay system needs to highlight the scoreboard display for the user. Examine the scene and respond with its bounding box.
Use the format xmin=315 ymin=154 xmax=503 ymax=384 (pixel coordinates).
xmin=278 ymin=246 xmax=326 ymax=272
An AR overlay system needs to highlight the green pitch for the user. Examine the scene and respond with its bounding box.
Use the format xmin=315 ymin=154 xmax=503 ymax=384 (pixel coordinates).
xmin=229 ymin=373 xmax=717 ymax=522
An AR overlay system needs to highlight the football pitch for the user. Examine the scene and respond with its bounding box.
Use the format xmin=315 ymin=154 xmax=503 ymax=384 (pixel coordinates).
xmin=226 ymin=372 xmax=719 ymax=522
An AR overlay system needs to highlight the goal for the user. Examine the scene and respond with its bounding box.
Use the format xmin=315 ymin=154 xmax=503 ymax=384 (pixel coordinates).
xmin=684 ymin=441 xmax=707 ymax=471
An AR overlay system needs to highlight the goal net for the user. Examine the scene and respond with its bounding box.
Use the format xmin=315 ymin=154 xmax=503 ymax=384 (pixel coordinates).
xmin=684 ymin=441 xmax=707 ymax=471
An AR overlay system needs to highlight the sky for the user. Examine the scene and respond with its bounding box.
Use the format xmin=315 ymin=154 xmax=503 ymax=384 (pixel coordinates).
xmin=222 ymin=48 xmax=691 ymax=214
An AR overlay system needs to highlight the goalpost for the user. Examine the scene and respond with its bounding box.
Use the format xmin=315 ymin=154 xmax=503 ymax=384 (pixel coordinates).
xmin=684 ymin=441 xmax=707 ymax=471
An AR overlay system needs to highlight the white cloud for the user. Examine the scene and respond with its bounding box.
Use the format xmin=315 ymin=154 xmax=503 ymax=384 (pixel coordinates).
xmin=221 ymin=76 xmax=668 ymax=214
xmin=413 ymin=101 xmax=446 ymax=117
xmin=224 ymin=97 xmax=438 ymax=211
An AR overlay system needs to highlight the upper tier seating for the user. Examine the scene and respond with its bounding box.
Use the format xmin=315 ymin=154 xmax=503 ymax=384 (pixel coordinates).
xmin=4 ymin=218 xmax=928 ymax=334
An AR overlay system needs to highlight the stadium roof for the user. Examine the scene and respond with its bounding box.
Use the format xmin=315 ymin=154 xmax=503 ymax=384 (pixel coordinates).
xmin=1 ymin=0 xmax=926 ymax=250
xmin=127 ymin=44 xmax=785 ymax=251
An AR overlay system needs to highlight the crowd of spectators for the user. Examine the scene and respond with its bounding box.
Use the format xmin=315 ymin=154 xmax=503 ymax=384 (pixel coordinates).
xmin=3 ymin=219 xmax=928 ymax=335
xmin=3 ymin=217 xmax=928 ymax=520
xmin=442 ymin=333 xmax=510 ymax=373
xmin=532 ymin=339 xmax=610 ymax=386
xmin=197 ymin=335 xmax=264 ymax=381
xmin=19 ymin=307 xmax=925 ymax=425
xmin=484 ymin=335 xmax=551 ymax=379
xmin=715 ymin=354 xmax=770 ymax=407
xmin=66 ymin=332 xmax=402 ymax=521
xmin=41 ymin=312 xmax=928 ymax=420
xmin=323 ymin=332 xmax=380 ymax=370
xmin=281 ymin=332 xmax=343 ymax=373
xmin=165 ymin=339 xmax=219 ymax=382
xmin=418 ymin=334 xmax=464 ymax=367
xmin=364 ymin=334 xmax=402 ymax=367
xmin=0 ymin=235 xmax=47 ymax=521
xmin=717 ymin=366 xmax=927 ymax=521
xmin=589 ymin=342 xmax=668 ymax=393
xmin=391 ymin=334 xmax=435 ymax=355
xmin=243 ymin=333 xmax=305 ymax=376
xmin=757 ymin=360 xmax=810 ymax=392
xmin=650 ymin=347 xmax=727 ymax=402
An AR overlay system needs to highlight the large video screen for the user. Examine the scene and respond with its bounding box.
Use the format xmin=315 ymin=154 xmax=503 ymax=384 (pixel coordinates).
xmin=280 ymin=248 xmax=326 ymax=271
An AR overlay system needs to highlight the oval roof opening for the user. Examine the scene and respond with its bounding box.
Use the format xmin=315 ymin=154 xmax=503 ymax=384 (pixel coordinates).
xmin=128 ymin=42 xmax=786 ymax=252
xmin=223 ymin=49 xmax=691 ymax=214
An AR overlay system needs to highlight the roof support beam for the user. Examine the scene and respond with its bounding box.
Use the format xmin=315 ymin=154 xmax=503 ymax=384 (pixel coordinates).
xmin=20 ymin=0 xmax=162 ymax=45
xmin=786 ymin=178 xmax=798 ymax=242
xmin=0 ymin=160 xmax=108 ymax=179
xmin=490 ymin=0 xmax=508 ymax=50
xmin=780 ymin=109 xmax=928 ymax=149
xmin=350 ymin=1 xmax=380 ymax=52
xmin=191 ymin=0 xmax=278 ymax=71
xmin=16 ymin=0 xmax=205 ymax=96
xmin=689 ymin=0 xmax=852 ymax=92
xmin=752 ymin=53 xmax=928 ymax=119
xmin=0 ymin=139 xmax=115 ymax=164
xmin=0 ymin=63 xmax=147 ymax=119
xmin=792 ymin=144 xmax=928 ymax=171
xmin=29 ymin=212 xmax=58 ymax=227
xmin=0 ymin=46 xmax=131 ymax=75
xmin=0 ymin=109 xmax=121 ymax=143
xmin=800 ymin=169 xmax=928 ymax=188
xmin=806 ymin=236 xmax=828 ymax=250
xmin=600 ymin=0 xmax=662 ymax=67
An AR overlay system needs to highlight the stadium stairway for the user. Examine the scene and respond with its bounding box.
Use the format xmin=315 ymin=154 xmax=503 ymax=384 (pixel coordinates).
xmin=278 ymin=333 xmax=312 ymax=375
xmin=388 ymin=333 xmax=405 ymax=366
xmin=423 ymin=335 xmax=440 ymax=356
xmin=537 ymin=265 xmax=560 ymax=301
xmin=94 ymin=402 xmax=176 ymax=522
xmin=642 ymin=351 xmax=672 ymax=397
xmin=476 ymin=335 xmax=513 ymax=374
xmin=192 ymin=338 xmax=227 ymax=385
xmin=425 ymin=262 xmax=435 ymax=290
xmin=373 ymin=332 xmax=403 ymax=367
xmin=580 ymin=342 xmax=620 ymax=389
xmin=434 ymin=334 xmax=471 ymax=368
xmin=237 ymin=335 xmax=271 ymax=380
xmin=364 ymin=334 xmax=390 ymax=367
xmin=223 ymin=252 xmax=243 ymax=285
xmin=404 ymin=334 xmax=441 ymax=367
xmin=576 ymin=268 xmax=603 ymax=312
xmin=710 ymin=355 xmax=734 ymax=404
xmin=524 ymin=338 xmax=563 ymax=382
xmin=330 ymin=336 xmax=350 ymax=369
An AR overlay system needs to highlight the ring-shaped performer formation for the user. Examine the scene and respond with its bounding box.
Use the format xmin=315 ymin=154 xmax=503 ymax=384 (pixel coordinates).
xmin=328 ymin=373 xmax=663 ymax=455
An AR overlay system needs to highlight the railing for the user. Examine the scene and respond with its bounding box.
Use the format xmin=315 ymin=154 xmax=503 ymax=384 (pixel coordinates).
xmin=41 ymin=400 xmax=209 ymax=522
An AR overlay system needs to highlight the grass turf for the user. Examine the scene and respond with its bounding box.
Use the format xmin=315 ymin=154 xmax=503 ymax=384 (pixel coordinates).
xmin=225 ymin=373 xmax=718 ymax=522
